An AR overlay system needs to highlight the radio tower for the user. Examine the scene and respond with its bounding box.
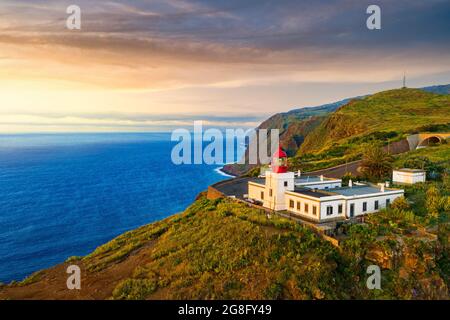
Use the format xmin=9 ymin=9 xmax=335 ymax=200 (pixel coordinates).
xmin=402 ymin=72 xmax=406 ymax=89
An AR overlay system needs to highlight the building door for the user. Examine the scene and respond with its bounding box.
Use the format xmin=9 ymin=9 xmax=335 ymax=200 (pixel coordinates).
xmin=349 ymin=203 xmax=355 ymax=218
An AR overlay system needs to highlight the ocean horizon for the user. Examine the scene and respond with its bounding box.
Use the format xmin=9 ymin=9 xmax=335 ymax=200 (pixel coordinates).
xmin=0 ymin=132 xmax=240 ymax=283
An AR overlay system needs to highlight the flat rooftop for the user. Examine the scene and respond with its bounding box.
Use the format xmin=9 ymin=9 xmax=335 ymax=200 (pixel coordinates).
xmin=329 ymin=185 xmax=385 ymax=196
xmin=394 ymin=168 xmax=426 ymax=173
xmin=292 ymin=184 xmax=402 ymax=198
xmin=294 ymin=176 xmax=340 ymax=184
xmin=292 ymin=187 xmax=332 ymax=198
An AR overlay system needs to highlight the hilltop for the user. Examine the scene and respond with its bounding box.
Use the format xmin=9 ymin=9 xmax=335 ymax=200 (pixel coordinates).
xmin=299 ymin=88 xmax=450 ymax=154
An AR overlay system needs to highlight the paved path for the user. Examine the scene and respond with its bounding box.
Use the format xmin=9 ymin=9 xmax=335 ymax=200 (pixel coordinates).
xmin=303 ymin=160 xmax=362 ymax=179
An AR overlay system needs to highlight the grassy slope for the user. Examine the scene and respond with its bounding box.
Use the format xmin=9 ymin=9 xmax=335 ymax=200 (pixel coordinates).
xmin=299 ymin=88 xmax=450 ymax=155
xmin=394 ymin=144 xmax=450 ymax=169
xmin=1 ymin=185 xmax=448 ymax=300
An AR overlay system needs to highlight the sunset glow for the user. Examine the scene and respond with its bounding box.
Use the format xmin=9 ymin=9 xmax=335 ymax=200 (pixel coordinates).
xmin=1 ymin=0 xmax=449 ymax=132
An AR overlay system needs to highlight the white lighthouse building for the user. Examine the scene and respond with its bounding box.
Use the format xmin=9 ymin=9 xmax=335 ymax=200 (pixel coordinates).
xmin=248 ymin=147 xmax=404 ymax=223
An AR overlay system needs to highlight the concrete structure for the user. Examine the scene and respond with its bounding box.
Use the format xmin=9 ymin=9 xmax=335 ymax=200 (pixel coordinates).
xmin=247 ymin=147 xmax=404 ymax=223
xmin=406 ymin=132 xmax=450 ymax=150
xmin=393 ymin=168 xmax=426 ymax=184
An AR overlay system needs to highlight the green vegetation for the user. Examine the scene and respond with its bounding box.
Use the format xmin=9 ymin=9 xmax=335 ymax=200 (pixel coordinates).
xmin=75 ymin=179 xmax=447 ymax=300
xmin=394 ymin=143 xmax=450 ymax=175
xmin=226 ymin=87 xmax=449 ymax=177
xmin=300 ymin=89 xmax=450 ymax=154
xmin=1 ymin=178 xmax=448 ymax=299
xmin=84 ymin=218 xmax=171 ymax=272
xmin=17 ymin=271 xmax=44 ymax=286
xmin=108 ymin=198 xmax=345 ymax=299
xmin=339 ymin=179 xmax=449 ymax=299
xmin=289 ymin=88 xmax=450 ymax=173
xmin=360 ymin=143 xmax=394 ymax=182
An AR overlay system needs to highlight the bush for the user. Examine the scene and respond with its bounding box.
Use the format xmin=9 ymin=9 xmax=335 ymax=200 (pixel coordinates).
xmin=402 ymin=156 xmax=444 ymax=180
xmin=112 ymin=279 xmax=158 ymax=300
xmin=265 ymin=282 xmax=284 ymax=299
xmin=391 ymin=197 xmax=410 ymax=211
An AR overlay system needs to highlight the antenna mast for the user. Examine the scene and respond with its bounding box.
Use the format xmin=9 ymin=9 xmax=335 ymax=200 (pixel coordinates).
xmin=402 ymin=72 xmax=406 ymax=88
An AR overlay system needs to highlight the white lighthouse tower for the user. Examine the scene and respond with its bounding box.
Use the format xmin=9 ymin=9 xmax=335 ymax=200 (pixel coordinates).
xmin=263 ymin=146 xmax=295 ymax=210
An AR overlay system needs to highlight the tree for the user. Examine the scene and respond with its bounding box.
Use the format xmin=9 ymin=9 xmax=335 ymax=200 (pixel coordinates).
xmin=360 ymin=143 xmax=393 ymax=182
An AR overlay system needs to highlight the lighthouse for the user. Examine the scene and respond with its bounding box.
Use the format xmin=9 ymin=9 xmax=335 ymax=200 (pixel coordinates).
xmin=271 ymin=146 xmax=288 ymax=173
xmin=263 ymin=146 xmax=295 ymax=210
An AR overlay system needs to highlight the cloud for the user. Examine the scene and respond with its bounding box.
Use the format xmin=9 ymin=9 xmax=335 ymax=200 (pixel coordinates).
xmin=0 ymin=0 xmax=449 ymax=132
xmin=0 ymin=112 xmax=264 ymax=133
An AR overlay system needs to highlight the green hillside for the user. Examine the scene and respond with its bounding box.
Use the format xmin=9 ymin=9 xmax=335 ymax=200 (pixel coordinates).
xmin=299 ymin=88 xmax=450 ymax=155
xmin=394 ymin=144 xmax=450 ymax=171
xmin=224 ymin=85 xmax=449 ymax=176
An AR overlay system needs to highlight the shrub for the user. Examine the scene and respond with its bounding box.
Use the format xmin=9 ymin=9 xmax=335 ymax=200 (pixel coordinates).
xmin=112 ymin=279 xmax=157 ymax=300
xmin=265 ymin=282 xmax=284 ymax=299
xmin=66 ymin=256 xmax=82 ymax=263
xmin=426 ymin=185 xmax=441 ymax=218
xmin=403 ymin=156 xmax=444 ymax=180
xmin=391 ymin=197 xmax=410 ymax=211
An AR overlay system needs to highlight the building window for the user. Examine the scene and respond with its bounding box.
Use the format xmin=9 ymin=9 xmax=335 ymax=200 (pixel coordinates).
xmin=269 ymin=189 xmax=273 ymax=197
xmin=363 ymin=202 xmax=367 ymax=212
xmin=312 ymin=206 xmax=317 ymax=216
xmin=338 ymin=204 xmax=343 ymax=214
xmin=289 ymin=200 xmax=294 ymax=209
xmin=374 ymin=200 xmax=379 ymax=210
xmin=261 ymin=191 xmax=264 ymax=200
xmin=297 ymin=201 xmax=301 ymax=211
xmin=326 ymin=206 xmax=333 ymax=216
xmin=325 ymin=186 xmax=329 ymax=189
xmin=386 ymin=199 xmax=390 ymax=207
xmin=304 ymin=203 xmax=309 ymax=213
xmin=284 ymin=181 xmax=288 ymax=187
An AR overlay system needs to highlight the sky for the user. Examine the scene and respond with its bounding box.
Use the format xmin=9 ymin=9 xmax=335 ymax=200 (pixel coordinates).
xmin=0 ymin=0 xmax=449 ymax=133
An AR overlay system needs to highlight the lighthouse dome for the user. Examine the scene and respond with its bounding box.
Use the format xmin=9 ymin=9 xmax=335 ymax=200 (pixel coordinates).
xmin=272 ymin=146 xmax=288 ymax=173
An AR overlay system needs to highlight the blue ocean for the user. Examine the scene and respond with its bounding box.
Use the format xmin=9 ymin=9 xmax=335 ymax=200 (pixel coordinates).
xmin=0 ymin=133 xmax=236 ymax=283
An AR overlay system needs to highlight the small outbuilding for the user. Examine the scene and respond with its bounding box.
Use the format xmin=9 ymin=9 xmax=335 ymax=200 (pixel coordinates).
xmin=392 ymin=168 xmax=426 ymax=184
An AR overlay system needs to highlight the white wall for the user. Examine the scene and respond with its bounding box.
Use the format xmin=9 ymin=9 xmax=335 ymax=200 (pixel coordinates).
xmin=346 ymin=193 xmax=403 ymax=217
xmin=393 ymin=171 xmax=426 ymax=184
xmin=248 ymin=182 xmax=265 ymax=202
xmin=284 ymin=193 xmax=321 ymax=221
xmin=264 ymin=172 xmax=295 ymax=211
xmin=319 ymin=200 xmax=346 ymax=221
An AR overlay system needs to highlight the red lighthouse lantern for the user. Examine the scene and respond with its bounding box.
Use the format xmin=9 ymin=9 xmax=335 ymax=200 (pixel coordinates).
xmin=272 ymin=146 xmax=288 ymax=173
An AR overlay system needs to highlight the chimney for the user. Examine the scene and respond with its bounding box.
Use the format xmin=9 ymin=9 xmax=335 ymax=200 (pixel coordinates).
xmin=297 ymin=170 xmax=301 ymax=177
xmin=349 ymin=179 xmax=353 ymax=187
xmin=381 ymin=184 xmax=385 ymax=192
xmin=320 ymin=175 xmax=324 ymax=181
xmin=385 ymin=181 xmax=390 ymax=188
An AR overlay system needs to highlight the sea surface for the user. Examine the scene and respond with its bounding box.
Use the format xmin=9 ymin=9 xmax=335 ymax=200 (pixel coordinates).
xmin=0 ymin=133 xmax=237 ymax=282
